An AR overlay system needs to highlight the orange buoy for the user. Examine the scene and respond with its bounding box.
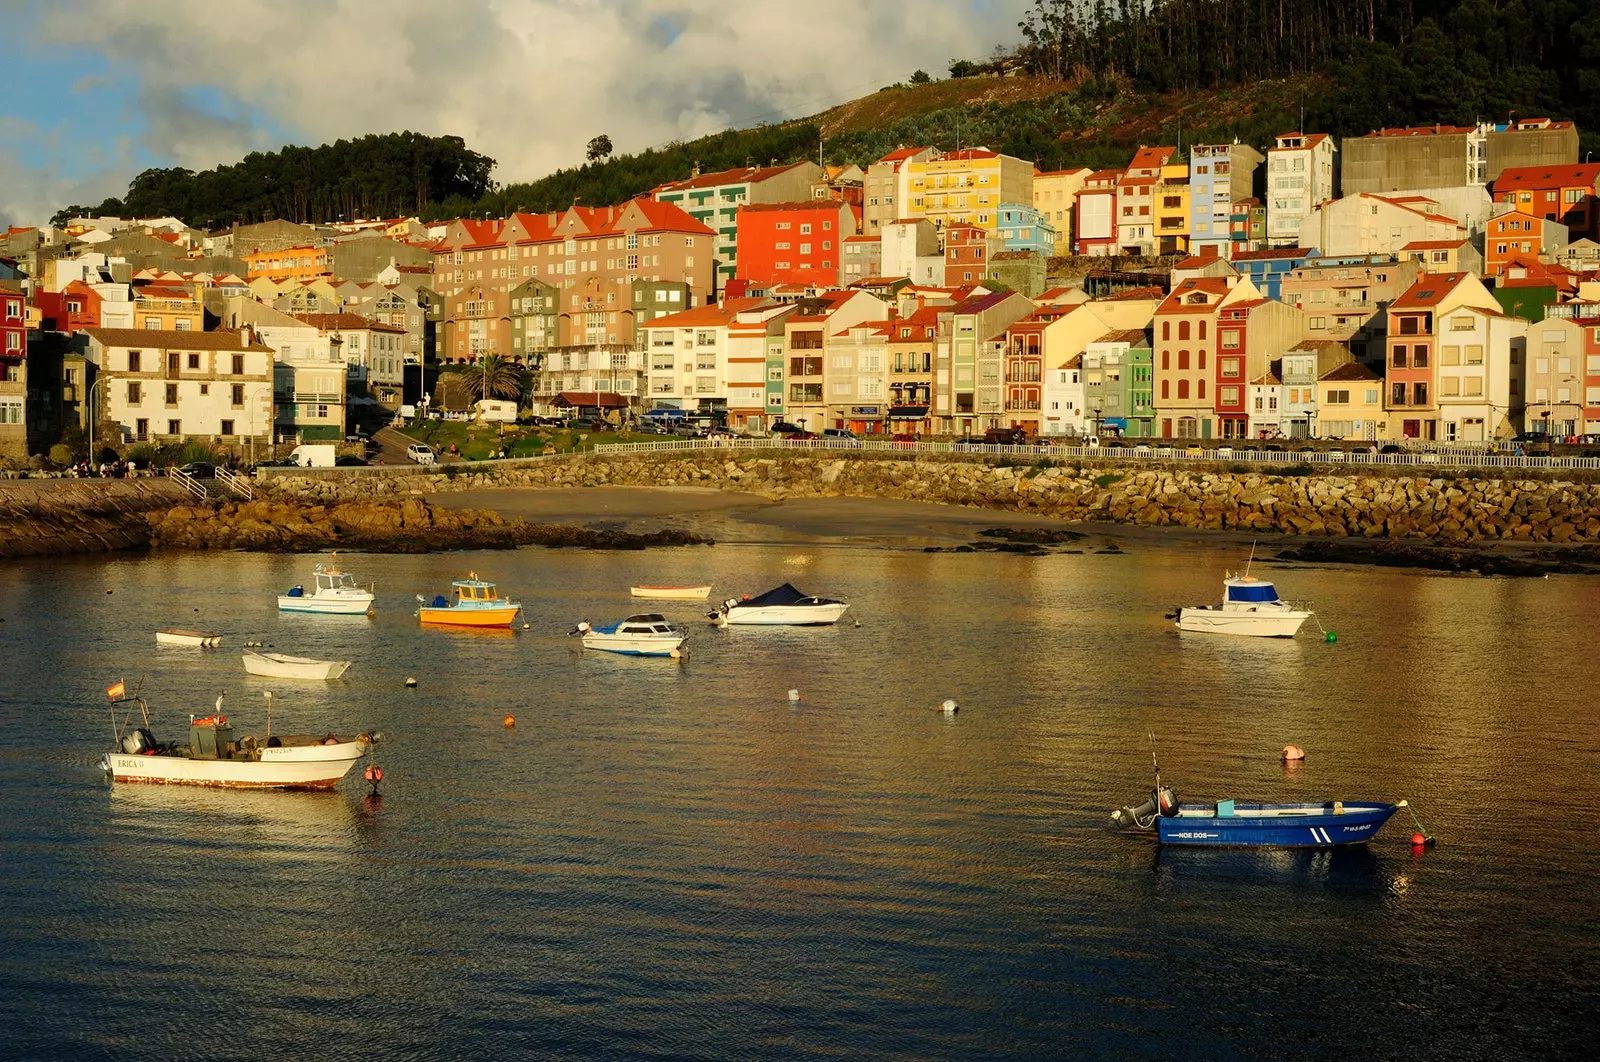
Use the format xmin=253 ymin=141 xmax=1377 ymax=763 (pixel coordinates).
xmin=503 ymin=714 xmax=516 ymax=728
xmin=1411 ymin=832 xmax=1427 ymax=846
xmin=1282 ymin=745 xmax=1305 ymax=762
xmin=364 ymin=765 xmax=384 ymax=784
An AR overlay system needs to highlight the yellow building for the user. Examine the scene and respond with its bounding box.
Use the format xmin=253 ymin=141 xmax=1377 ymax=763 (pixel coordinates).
xmin=906 ymin=149 xmax=1034 ymax=237
xmin=1033 ymin=169 xmax=1093 ymax=255
xmin=1155 ymin=159 xmax=1191 ymax=255
xmin=131 ymin=280 xmax=203 ymax=331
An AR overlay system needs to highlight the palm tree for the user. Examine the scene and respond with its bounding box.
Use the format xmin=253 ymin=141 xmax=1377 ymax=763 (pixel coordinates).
xmin=461 ymin=353 xmax=522 ymax=403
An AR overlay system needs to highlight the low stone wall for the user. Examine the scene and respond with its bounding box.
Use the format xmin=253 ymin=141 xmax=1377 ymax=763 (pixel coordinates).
xmin=264 ymin=451 xmax=1600 ymax=544
xmin=0 ymin=479 xmax=187 ymax=558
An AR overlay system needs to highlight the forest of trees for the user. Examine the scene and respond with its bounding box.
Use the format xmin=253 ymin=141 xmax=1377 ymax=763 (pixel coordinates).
xmin=51 ymin=132 xmax=494 ymax=229
xmin=1014 ymin=0 xmax=1600 ymax=145
xmin=48 ymin=0 xmax=1600 ymax=231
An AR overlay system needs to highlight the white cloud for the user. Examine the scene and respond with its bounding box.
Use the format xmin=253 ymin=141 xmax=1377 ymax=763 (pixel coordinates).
xmin=29 ymin=0 xmax=1029 ymax=192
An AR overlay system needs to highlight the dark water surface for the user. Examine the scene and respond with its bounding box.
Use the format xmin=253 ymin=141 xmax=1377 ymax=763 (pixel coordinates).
xmin=1 ymin=544 xmax=1596 ymax=1061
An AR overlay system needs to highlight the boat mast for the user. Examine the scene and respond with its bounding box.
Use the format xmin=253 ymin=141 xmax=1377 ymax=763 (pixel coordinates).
xmin=1244 ymin=539 xmax=1258 ymax=579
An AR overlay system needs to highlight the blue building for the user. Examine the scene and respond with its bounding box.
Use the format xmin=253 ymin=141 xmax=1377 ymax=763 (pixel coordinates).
xmin=997 ymin=204 xmax=1057 ymax=255
xmin=1231 ymin=246 xmax=1318 ymax=300
xmin=1188 ymin=143 xmax=1264 ymax=258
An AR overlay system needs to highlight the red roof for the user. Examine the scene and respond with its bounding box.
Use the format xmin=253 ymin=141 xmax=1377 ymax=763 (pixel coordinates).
xmin=294 ymin=313 xmax=405 ymax=333
xmin=657 ymin=163 xmax=810 ymax=193
xmin=1494 ymin=164 xmax=1600 ymax=193
xmin=876 ymin=147 xmax=930 ymax=168
xmin=1391 ymin=273 xmax=1472 ymax=309
xmin=1157 ymin=277 xmax=1231 ymax=314
xmin=644 ymin=297 xmax=772 ymax=330
xmin=1360 ymin=125 xmax=1477 ymax=138
xmin=1127 ymin=146 xmax=1175 ymax=172
xmin=1401 ymin=240 xmax=1466 ymax=251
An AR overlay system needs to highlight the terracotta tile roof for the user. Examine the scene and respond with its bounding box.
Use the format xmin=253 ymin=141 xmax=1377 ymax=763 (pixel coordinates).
xmin=1093 ymin=328 xmax=1150 ymax=345
xmin=1098 ymin=285 xmax=1167 ymax=301
xmin=1319 ymin=361 xmax=1381 ymax=382
xmin=1493 ymin=164 xmax=1600 ymax=192
xmin=1157 ymin=277 xmax=1231 ymax=314
xmin=84 ymin=327 xmax=272 ymax=352
xmin=1127 ymin=146 xmax=1175 ymax=171
xmin=657 ymin=163 xmax=810 ymax=193
xmin=1360 ymin=125 xmax=1476 ymax=138
xmin=1401 ymin=240 xmax=1466 ymax=250
xmin=844 ymin=235 xmax=879 ymax=243
xmin=643 ymin=298 xmax=772 ymax=330
xmin=1252 ymin=371 xmax=1281 ymax=385
xmin=876 ymin=146 xmax=930 ymax=166
xmin=737 ymin=201 xmax=850 ymax=213
xmin=1392 ymin=273 xmax=1471 ymax=308
xmin=1037 ymin=287 xmax=1076 ymax=300
xmin=294 ymin=312 xmax=405 ymax=333
xmin=952 ymin=291 xmax=1013 ymax=314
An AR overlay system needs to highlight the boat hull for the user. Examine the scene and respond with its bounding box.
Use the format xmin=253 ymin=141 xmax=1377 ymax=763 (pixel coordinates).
xmin=581 ymin=633 xmax=685 ymax=657
xmin=156 ymin=630 xmax=221 ymax=648
xmin=1176 ymin=608 xmax=1310 ymax=637
xmin=241 ymin=653 xmax=351 ymax=680
xmin=103 ymin=740 xmax=367 ymax=790
xmin=630 ymin=585 xmax=713 ymax=600
xmin=277 ymin=594 xmax=374 ymax=615
xmin=721 ymin=602 xmax=850 ymax=626
xmin=419 ymin=606 xmax=521 ymax=628
xmin=1156 ymin=803 xmax=1399 ymax=847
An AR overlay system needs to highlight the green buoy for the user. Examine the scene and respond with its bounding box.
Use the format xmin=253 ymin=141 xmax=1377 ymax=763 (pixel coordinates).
xmin=1325 ymin=631 xmax=1337 ymax=644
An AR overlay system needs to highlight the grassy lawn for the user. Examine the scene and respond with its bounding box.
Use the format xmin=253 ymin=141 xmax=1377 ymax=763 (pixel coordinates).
xmin=397 ymin=420 xmax=663 ymax=460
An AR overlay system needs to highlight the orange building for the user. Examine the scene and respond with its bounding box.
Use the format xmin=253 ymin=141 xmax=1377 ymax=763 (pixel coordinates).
xmin=244 ymin=244 xmax=331 ymax=282
xmin=1492 ymin=164 xmax=1600 ymax=241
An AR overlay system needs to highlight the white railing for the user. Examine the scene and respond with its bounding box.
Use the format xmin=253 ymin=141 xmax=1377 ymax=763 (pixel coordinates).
xmin=166 ymin=467 xmax=209 ymax=501
xmin=215 ymin=467 xmax=254 ymax=499
xmin=591 ymin=437 xmax=1600 ymax=473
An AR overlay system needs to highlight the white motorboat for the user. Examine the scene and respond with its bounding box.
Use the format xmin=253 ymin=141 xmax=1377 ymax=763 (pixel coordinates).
xmin=157 ymin=629 xmax=222 ymax=648
xmin=1174 ymin=575 xmax=1312 ymax=638
xmin=100 ymin=688 xmax=376 ymax=790
xmin=711 ymin=583 xmax=850 ymax=626
xmin=242 ymin=650 xmax=352 ymax=681
xmin=279 ymin=560 xmax=375 ymax=615
xmin=629 ymin=584 xmax=713 ymax=600
xmin=572 ymin=614 xmax=686 ymax=657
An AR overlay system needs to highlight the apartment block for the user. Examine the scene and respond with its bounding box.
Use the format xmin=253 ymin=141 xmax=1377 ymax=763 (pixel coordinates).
xmin=654 ymin=163 xmax=823 ymax=286
xmin=905 ymin=149 xmax=1034 ymax=238
xmin=1267 ymin=132 xmax=1337 ymax=247
xmin=1189 ymin=143 xmax=1264 ymax=258
xmin=1032 ymin=169 xmax=1092 ymax=255
xmin=84 ymin=327 xmax=275 ymax=447
xmin=863 ymin=147 xmax=937 ymax=236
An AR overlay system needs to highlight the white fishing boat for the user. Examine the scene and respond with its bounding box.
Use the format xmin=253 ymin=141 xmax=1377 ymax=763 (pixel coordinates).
xmin=279 ymin=559 xmax=375 ymax=615
xmin=1173 ymin=575 xmax=1313 ymax=638
xmin=572 ymin=615 xmax=686 ymax=657
xmin=629 ymin=584 xmax=713 ymax=600
xmin=99 ymin=684 xmax=377 ymax=790
xmin=711 ymin=583 xmax=850 ymax=626
xmin=242 ymin=650 xmax=352 ymax=681
xmin=156 ymin=629 xmax=222 ymax=648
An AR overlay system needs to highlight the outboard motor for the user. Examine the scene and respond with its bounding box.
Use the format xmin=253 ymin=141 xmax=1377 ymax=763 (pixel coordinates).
xmin=121 ymin=727 xmax=156 ymax=755
xmin=1111 ymin=786 xmax=1179 ymax=830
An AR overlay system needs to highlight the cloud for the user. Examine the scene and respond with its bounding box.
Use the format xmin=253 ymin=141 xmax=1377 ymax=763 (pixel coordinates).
xmin=26 ymin=0 xmax=1030 ymax=198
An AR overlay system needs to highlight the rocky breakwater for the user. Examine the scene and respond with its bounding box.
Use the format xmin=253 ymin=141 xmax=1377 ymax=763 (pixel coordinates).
xmin=0 ymin=479 xmax=187 ymax=558
xmin=146 ymin=497 xmax=711 ymax=553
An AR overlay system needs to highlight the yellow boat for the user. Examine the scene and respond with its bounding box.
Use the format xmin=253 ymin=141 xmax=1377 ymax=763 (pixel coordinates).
xmin=416 ymin=576 xmax=524 ymax=628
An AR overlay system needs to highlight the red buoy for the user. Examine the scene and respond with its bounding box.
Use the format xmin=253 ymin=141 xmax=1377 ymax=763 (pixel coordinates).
xmin=364 ymin=765 xmax=384 ymax=784
xmin=1411 ymin=832 xmax=1427 ymax=846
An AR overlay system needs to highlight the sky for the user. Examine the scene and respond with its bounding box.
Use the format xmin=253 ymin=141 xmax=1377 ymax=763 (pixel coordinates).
xmin=0 ymin=0 xmax=1031 ymax=227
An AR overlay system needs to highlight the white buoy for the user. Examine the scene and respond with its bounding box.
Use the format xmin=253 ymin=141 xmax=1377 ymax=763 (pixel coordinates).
xmin=788 ymin=689 xmax=800 ymax=702
xmin=941 ymin=699 xmax=959 ymax=714
xmin=404 ymin=677 xmax=418 ymax=688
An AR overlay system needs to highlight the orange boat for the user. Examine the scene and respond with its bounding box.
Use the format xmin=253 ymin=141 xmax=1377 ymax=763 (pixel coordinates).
xmin=416 ymin=576 xmax=524 ymax=628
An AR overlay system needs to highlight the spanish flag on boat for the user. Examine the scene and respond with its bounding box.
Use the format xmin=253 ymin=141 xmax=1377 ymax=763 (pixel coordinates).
xmin=106 ymin=680 xmax=126 ymax=701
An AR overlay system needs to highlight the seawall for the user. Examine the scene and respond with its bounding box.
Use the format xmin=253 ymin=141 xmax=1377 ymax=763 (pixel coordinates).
xmin=0 ymin=479 xmax=186 ymax=558
xmin=261 ymin=451 xmax=1600 ymax=545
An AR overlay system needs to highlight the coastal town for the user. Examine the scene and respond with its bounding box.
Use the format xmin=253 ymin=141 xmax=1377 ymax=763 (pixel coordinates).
xmin=3 ymin=118 xmax=1600 ymax=468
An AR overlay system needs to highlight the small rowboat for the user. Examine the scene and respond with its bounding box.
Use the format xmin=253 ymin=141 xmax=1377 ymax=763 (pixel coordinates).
xmin=630 ymin=584 xmax=713 ymax=600
xmin=242 ymin=650 xmax=351 ymax=681
xmin=157 ymin=629 xmax=222 ymax=648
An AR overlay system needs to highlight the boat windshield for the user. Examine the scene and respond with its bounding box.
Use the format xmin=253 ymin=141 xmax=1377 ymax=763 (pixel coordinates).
xmin=456 ymin=582 xmax=498 ymax=601
xmin=1226 ymin=582 xmax=1281 ymax=603
xmin=317 ymin=571 xmax=357 ymax=590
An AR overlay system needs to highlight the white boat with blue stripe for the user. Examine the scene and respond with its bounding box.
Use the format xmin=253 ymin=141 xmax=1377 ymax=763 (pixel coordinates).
xmin=572 ymin=615 xmax=686 ymax=657
xmin=279 ymin=560 xmax=375 ymax=616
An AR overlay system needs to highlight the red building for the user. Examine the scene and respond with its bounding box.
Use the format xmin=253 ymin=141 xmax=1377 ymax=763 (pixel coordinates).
xmin=34 ymin=280 xmax=101 ymax=334
xmin=1492 ymin=163 xmax=1600 ymax=242
xmin=944 ymin=224 xmax=996 ymax=285
xmin=1215 ymin=298 xmax=1262 ymax=438
xmin=1073 ymin=169 xmax=1123 ymax=256
xmin=734 ymin=201 xmax=857 ymax=289
xmin=0 ymin=280 xmax=23 ymax=359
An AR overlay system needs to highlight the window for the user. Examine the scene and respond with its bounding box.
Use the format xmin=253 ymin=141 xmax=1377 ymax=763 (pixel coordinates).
xmin=1178 ymin=379 xmax=1190 ymax=399
xmin=220 ymin=419 xmax=234 ymax=436
xmin=128 ymin=351 xmax=142 ymax=373
xmin=231 ymin=384 xmax=245 ymax=406
xmin=126 ymin=382 xmax=142 ymax=404
xmin=1221 ymin=386 xmax=1240 ymax=405
xmin=166 ymin=420 xmax=181 ymax=435
xmin=1413 ymin=382 xmax=1428 ymax=405
xmin=1392 ymin=346 xmax=1408 ymax=368
xmin=165 ymin=383 xmax=178 ymax=405
xmin=1178 ymin=350 xmax=1190 ymax=370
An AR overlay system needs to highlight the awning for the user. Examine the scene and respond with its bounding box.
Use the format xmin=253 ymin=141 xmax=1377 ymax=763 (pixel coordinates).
xmin=889 ymin=406 xmax=929 ymax=420
xmin=1101 ymin=416 xmax=1128 ymax=429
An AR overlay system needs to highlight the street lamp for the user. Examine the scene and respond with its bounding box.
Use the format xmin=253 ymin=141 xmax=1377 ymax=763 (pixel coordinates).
xmin=86 ymin=371 xmax=110 ymax=459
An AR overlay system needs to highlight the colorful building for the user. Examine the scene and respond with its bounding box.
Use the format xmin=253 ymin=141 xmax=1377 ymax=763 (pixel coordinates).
xmin=1485 ymin=211 xmax=1569 ymax=278
xmin=944 ymin=224 xmax=1000 ymax=287
xmin=0 ymin=280 xmax=25 ymax=457
xmin=734 ymin=201 xmax=857 ymax=289
xmin=1492 ymin=163 xmax=1600 ymax=242
xmin=83 ymin=328 xmax=275 ymax=447
xmin=886 ymin=304 xmax=940 ymax=434
xmin=863 ymin=147 xmax=937 ymax=236
xmin=996 ymin=204 xmax=1056 ymax=255
xmin=1230 ymin=247 xmax=1316 ymax=300
xmin=1213 ymin=290 xmax=1307 ymax=438
xmin=940 ymin=291 xmax=1036 ymax=433
xmin=1189 ymin=143 xmax=1264 ymax=258
xmin=244 ymin=245 xmax=330 ymax=282
xmin=1032 ymin=169 xmax=1092 ymax=255
xmin=905 ymin=149 xmax=1035 ymax=237
xmin=1117 ymin=147 xmax=1175 ymax=255
xmin=1316 ymin=361 xmax=1386 ymax=440
xmin=1074 ymin=169 xmax=1123 ymax=256
xmin=654 ymin=162 xmax=824 ymax=286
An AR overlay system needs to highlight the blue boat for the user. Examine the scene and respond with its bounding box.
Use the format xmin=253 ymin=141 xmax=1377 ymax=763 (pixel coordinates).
xmin=1113 ymin=785 xmax=1404 ymax=848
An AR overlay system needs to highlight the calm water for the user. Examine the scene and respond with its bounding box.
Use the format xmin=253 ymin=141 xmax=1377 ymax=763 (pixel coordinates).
xmin=1 ymin=542 xmax=1597 ymax=1061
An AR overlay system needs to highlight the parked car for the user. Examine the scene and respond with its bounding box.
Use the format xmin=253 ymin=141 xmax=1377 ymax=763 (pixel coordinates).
xmin=406 ymin=443 xmax=437 ymax=466
xmin=334 ymin=456 xmax=369 ymax=467
xmin=176 ymin=461 xmax=216 ymax=479
xmin=781 ymin=430 xmax=818 ymax=443
xmin=822 ymin=428 xmax=861 ymax=447
xmin=891 ymin=433 xmax=918 ymax=449
xmin=769 ymin=421 xmax=806 ymax=435
xmin=983 ymin=426 xmax=1029 ymax=446
xmin=1215 ymin=447 xmax=1234 ymax=459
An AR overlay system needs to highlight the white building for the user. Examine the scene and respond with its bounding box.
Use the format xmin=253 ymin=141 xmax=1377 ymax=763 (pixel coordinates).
xmin=83 ymin=327 xmax=275 ymax=449
xmin=1248 ymin=368 xmax=1284 ymax=438
xmin=1042 ymin=355 xmax=1087 ymax=436
xmin=1267 ymin=132 xmax=1338 ymax=247
xmin=209 ymin=296 xmax=347 ymax=442
xmin=881 ymin=218 xmax=938 ymax=282
xmin=642 ymin=297 xmax=787 ymax=416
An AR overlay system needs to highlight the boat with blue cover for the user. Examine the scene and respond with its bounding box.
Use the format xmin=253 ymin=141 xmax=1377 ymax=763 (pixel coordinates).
xmin=1111 ymin=748 xmax=1403 ymax=847
xmin=710 ymin=583 xmax=849 ymax=626
xmin=571 ymin=615 xmax=685 ymax=657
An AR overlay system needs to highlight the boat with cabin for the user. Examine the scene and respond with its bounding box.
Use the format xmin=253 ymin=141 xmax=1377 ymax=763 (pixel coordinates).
xmin=416 ymin=576 xmax=523 ymax=628
xmin=279 ymin=559 xmax=375 ymax=615
xmin=100 ymin=685 xmax=376 ymax=790
xmin=572 ymin=615 xmax=686 ymax=657
xmin=241 ymin=650 xmax=352 ymax=681
xmin=629 ymin=584 xmax=713 ymax=600
xmin=711 ymin=583 xmax=850 ymax=626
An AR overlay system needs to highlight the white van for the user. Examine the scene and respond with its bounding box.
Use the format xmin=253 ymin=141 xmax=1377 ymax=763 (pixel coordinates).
xmin=287 ymin=444 xmax=336 ymax=468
